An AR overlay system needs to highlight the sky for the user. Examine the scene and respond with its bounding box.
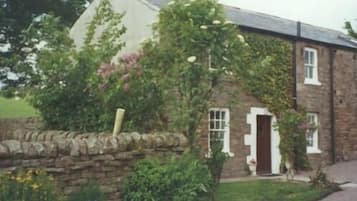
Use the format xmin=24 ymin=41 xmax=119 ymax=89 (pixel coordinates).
xmin=219 ymin=0 xmax=357 ymax=33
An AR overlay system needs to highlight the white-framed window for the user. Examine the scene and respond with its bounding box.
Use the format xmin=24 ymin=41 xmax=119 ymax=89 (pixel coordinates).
xmin=304 ymin=48 xmax=321 ymax=85
xmin=306 ymin=113 xmax=321 ymax=154
xmin=208 ymin=108 xmax=232 ymax=155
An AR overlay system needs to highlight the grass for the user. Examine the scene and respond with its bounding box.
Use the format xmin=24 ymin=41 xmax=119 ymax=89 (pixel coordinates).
xmin=0 ymin=96 xmax=39 ymax=119
xmin=216 ymin=180 xmax=335 ymax=201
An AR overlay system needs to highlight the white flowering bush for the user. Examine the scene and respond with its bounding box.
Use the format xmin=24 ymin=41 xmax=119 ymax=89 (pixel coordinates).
xmin=140 ymin=2 xmax=248 ymax=199
xmin=142 ymin=0 xmax=248 ymax=144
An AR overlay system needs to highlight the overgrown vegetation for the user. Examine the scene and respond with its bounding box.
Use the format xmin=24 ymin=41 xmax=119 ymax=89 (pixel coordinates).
xmin=29 ymin=0 xmax=162 ymax=132
xmin=275 ymin=109 xmax=310 ymax=170
xmin=309 ymin=166 xmax=340 ymax=191
xmin=0 ymin=170 xmax=62 ymax=201
xmin=122 ymin=154 xmax=213 ymax=201
xmin=141 ymin=0 xmax=247 ymax=147
xmin=236 ymin=33 xmax=293 ymax=115
xmin=67 ymin=181 xmax=106 ymax=201
xmin=236 ymin=33 xmax=310 ymax=169
xmin=0 ymin=0 xmax=92 ymax=95
xmin=344 ymin=21 xmax=357 ymax=39
xmin=0 ymin=169 xmax=109 ymax=201
xmin=206 ymin=143 xmax=229 ymax=201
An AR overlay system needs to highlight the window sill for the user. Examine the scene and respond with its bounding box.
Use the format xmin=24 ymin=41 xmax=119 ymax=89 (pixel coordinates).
xmin=304 ymin=79 xmax=321 ymax=86
xmin=307 ymin=148 xmax=322 ymax=154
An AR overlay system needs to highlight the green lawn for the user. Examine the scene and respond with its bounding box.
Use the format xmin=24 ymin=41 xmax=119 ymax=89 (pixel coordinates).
xmin=0 ymin=96 xmax=39 ymax=119
xmin=216 ymin=180 xmax=335 ymax=201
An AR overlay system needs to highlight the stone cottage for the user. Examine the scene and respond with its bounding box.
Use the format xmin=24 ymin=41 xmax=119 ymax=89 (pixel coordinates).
xmin=70 ymin=0 xmax=357 ymax=178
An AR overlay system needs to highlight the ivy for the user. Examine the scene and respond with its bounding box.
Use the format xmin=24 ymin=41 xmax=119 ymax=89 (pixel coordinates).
xmin=235 ymin=33 xmax=293 ymax=116
xmin=235 ymin=33 xmax=309 ymax=169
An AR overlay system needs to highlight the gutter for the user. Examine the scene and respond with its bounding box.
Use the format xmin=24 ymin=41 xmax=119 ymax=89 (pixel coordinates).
xmin=329 ymin=47 xmax=336 ymax=164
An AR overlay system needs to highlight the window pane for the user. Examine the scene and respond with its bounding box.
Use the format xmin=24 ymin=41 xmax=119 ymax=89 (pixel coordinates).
xmin=209 ymin=131 xmax=215 ymax=140
xmin=221 ymin=121 xmax=226 ymax=129
xmin=215 ymin=121 xmax=219 ymax=129
xmin=210 ymin=111 xmax=214 ymax=120
xmin=307 ymin=131 xmax=314 ymax=147
xmin=304 ymin=51 xmax=309 ymax=64
xmin=210 ymin=139 xmax=223 ymax=151
xmin=210 ymin=121 xmax=214 ymax=129
xmin=221 ymin=111 xmax=225 ymax=120
xmin=310 ymin=51 xmax=314 ymax=64
xmin=208 ymin=108 xmax=229 ymax=152
xmin=309 ymin=66 xmax=313 ymax=79
xmin=215 ymin=111 xmax=220 ymax=119
xmin=218 ymin=131 xmax=224 ymax=140
xmin=305 ymin=66 xmax=308 ymax=78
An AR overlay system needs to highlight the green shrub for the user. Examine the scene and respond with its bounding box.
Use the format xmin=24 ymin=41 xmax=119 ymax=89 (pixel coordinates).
xmin=29 ymin=0 xmax=164 ymax=132
xmin=67 ymin=181 xmax=106 ymax=201
xmin=206 ymin=143 xmax=229 ymax=201
xmin=0 ymin=169 xmax=62 ymax=201
xmin=122 ymin=154 xmax=213 ymax=201
xmin=309 ymin=166 xmax=339 ymax=191
xmin=29 ymin=0 xmax=124 ymax=132
xmin=275 ymin=109 xmax=310 ymax=170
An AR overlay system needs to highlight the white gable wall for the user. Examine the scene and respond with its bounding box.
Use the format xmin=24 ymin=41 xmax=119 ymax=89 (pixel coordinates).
xmin=70 ymin=0 xmax=158 ymax=60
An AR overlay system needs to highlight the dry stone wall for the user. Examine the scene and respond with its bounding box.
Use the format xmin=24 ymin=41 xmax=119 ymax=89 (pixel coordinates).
xmin=0 ymin=130 xmax=188 ymax=201
xmin=0 ymin=117 xmax=41 ymax=140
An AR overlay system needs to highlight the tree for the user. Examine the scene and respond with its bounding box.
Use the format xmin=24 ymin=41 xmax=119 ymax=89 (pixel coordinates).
xmin=141 ymin=0 xmax=248 ymax=147
xmin=30 ymin=0 xmax=127 ymax=131
xmin=344 ymin=21 xmax=357 ymax=39
xmin=0 ymin=0 xmax=91 ymax=95
xmin=140 ymin=2 xmax=249 ymax=199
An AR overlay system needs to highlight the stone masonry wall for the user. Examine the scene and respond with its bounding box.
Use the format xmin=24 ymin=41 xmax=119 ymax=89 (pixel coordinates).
xmin=0 ymin=117 xmax=42 ymax=141
xmin=198 ymin=78 xmax=266 ymax=178
xmin=333 ymin=49 xmax=357 ymax=161
xmin=295 ymin=41 xmax=333 ymax=168
xmin=0 ymin=131 xmax=188 ymax=201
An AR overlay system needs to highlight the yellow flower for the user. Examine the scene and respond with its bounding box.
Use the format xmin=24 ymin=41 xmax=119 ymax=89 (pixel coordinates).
xmin=31 ymin=183 xmax=40 ymax=191
xmin=15 ymin=176 xmax=25 ymax=183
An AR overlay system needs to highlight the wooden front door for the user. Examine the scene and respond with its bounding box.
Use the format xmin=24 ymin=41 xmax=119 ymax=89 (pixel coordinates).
xmin=256 ymin=115 xmax=272 ymax=174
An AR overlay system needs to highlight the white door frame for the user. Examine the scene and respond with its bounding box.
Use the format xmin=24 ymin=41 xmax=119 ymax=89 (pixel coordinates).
xmin=244 ymin=107 xmax=281 ymax=174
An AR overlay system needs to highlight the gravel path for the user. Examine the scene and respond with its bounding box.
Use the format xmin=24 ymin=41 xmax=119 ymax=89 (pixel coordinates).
xmin=320 ymin=160 xmax=357 ymax=201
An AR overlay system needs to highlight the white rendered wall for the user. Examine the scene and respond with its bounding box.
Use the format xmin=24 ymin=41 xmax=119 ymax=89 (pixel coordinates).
xmin=70 ymin=0 xmax=158 ymax=60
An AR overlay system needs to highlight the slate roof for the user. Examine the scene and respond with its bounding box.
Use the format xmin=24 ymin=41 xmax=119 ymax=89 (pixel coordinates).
xmin=145 ymin=0 xmax=357 ymax=49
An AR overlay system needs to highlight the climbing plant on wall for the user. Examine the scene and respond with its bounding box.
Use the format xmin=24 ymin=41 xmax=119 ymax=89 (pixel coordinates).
xmin=235 ymin=33 xmax=293 ymax=115
xmin=234 ymin=33 xmax=310 ymax=170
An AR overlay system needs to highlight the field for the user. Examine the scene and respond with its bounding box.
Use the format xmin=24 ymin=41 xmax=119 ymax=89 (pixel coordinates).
xmin=0 ymin=96 xmax=38 ymax=118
